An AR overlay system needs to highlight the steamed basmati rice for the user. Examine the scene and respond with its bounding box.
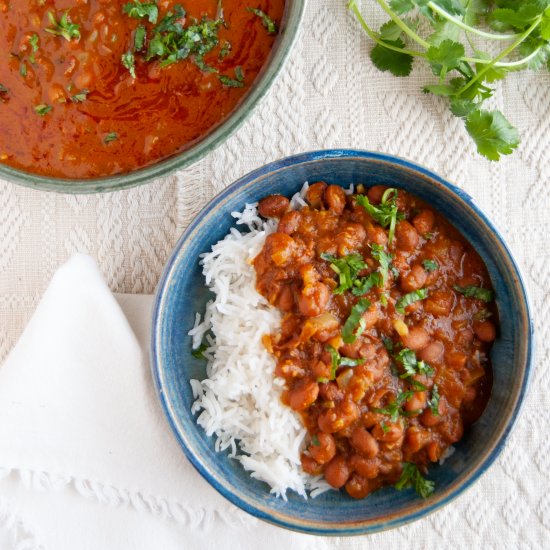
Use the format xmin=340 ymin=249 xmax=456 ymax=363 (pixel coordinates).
xmin=189 ymin=184 xmax=332 ymax=499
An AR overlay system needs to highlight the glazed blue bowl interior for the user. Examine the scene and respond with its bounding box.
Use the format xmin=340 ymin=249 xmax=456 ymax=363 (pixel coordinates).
xmin=151 ymin=150 xmax=533 ymax=535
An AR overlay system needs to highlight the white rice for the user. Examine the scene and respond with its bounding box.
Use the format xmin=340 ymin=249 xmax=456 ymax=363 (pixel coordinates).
xmin=189 ymin=183 xmax=332 ymax=499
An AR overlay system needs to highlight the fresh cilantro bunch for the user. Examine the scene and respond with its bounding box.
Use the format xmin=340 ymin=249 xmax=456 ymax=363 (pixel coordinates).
xmin=348 ymin=0 xmax=550 ymax=161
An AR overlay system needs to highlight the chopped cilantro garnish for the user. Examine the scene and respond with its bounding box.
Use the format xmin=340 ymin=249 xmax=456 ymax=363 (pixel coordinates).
xmin=372 ymin=390 xmax=414 ymax=422
xmin=395 ymin=348 xmax=434 ymax=379
xmin=326 ymin=345 xmax=365 ymax=379
xmin=356 ymin=188 xmax=404 ymax=244
xmin=46 ymin=10 xmax=81 ymax=42
xmin=123 ymin=1 xmax=159 ymax=24
xmin=422 ymin=259 xmax=438 ymax=272
xmin=370 ymin=243 xmax=393 ymax=285
xmin=320 ymin=252 xmax=367 ymax=294
xmin=20 ymin=62 xmax=27 ymax=77
xmin=34 ymin=104 xmax=52 ymax=116
xmin=219 ymin=40 xmax=231 ymax=58
xmin=104 ymin=132 xmax=118 ymax=143
xmin=342 ymin=298 xmax=371 ymax=344
xmin=380 ymin=422 xmax=390 ymax=434
xmin=247 ymin=7 xmax=277 ymax=34
xmin=311 ymin=434 xmax=320 ymax=447
xmin=428 ymin=384 xmax=440 ymax=416
xmin=454 ymin=285 xmax=494 ymax=302
xmin=382 ymin=336 xmax=394 ymax=352
xmin=195 ymin=56 xmax=218 ymax=73
xmin=29 ymin=34 xmax=39 ymax=63
xmin=71 ymin=89 xmax=89 ymax=103
xmin=395 ymin=288 xmax=428 ymax=314
xmin=410 ymin=379 xmax=428 ymax=392
xmin=145 ymin=7 xmax=222 ymax=68
xmin=191 ymin=342 xmax=208 ymax=359
xmin=352 ymin=271 xmax=383 ymax=296
xmin=395 ymin=463 xmax=435 ymax=498
xmin=219 ymin=66 xmax=245 ymax=87
xmin=121 ymin=51 xmax=136 ymax=78
xmin=134 ymin=25 xmax=147 ymax=51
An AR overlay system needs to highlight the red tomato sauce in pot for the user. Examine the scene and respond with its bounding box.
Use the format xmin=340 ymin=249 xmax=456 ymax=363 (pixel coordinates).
xmin=0 ymin=0 xmax=284 ymax=178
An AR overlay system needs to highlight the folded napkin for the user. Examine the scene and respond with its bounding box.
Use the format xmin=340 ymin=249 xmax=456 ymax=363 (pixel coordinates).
xmin=0 ymin=255 xmax=329 ymax=550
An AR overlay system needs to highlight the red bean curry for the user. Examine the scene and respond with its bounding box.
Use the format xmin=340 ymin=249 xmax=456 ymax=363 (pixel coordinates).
xmin=254 ymin=184 xmax=497 ymax=499
xmin=0 ymin=0 xmax=283 ymax=178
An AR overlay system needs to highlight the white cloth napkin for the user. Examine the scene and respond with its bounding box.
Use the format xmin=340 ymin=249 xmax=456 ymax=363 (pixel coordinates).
xmin=0 ymin=255 xmax=330 ymax=550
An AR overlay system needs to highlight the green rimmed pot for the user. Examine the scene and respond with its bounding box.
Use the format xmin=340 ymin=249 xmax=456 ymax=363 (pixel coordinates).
xmin=1 ymin=0 xmax=306 ymax=194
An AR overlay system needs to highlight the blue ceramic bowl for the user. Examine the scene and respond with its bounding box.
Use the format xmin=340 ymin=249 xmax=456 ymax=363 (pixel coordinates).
xmin=151 ymin=150 xmax=534 ymax=536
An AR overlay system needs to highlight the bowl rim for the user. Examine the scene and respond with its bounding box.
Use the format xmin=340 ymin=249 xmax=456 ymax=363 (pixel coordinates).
xmin=150 ymin=149 xmax=535 ymax=536
xmin=0 ymin=0 xmax=306 ymax=194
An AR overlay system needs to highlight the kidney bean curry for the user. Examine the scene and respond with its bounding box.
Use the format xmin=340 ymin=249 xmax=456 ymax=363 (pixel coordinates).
xmin=254 ymin=184 xmax=497 ymax=499
xmin=0 ymin=0 xmax=283 ymax=178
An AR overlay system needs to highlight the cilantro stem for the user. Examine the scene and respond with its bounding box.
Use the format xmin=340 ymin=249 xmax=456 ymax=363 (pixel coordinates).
xmin=375 ymin=0 xmax=430 ymax=49
xmin=426 ymin=2 xmax=521 ymax=41
xmin=455 ymin=17 xmax=542 ymax=97
xmin=349 ymin=2 xmax=425 ymax=58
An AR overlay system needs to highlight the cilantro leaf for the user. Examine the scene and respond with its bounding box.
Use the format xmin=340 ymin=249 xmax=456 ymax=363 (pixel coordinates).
xmin=428 ymin=384 xmax=440 ymax=415
xmin=145 ymin=8 xmax=222 ymax=69
xmin=432 ymin=0 xmax=465 ymax=16
xmin=370 ymin=39 xmax=414 ymax=77
xmin=192 ymin=343 xmax=208 ymax=359
xmin=71 ymin=89 xmax=89 ymax=102
xmin=395 ymin=463 xmax=435 ymax=498
xmin=426 ymin=39 xmax=465 ymax=74
xmin=389 ymin=0 xmax=414 ymax=15
xmin=134 ymin=25 xmax=147 ymax=51
xmin=326 ymin=345 xmax=365 ymax=380
xmin=372 ymin=390 xmax=414 ymax=422
xmin=321 ymin=252 xmax=367 ymax=294
xmin=465 ymin=110 xmax=520 ymax=161
xmin=541 ymin=7 xmax=550 ymax=40
xmin=450 ymin=98 xmax=478 ymax=117
xmin=395 ymin=288 xmax=429 ymax=314
xmin=489 ymin=4 xmax=543 ymax=32
xmin=46 ymin=10 xmax=81 ymax=42
xmin=370 ymin=243 xmax=393 ymax=285
xmin=342 ymin=298 xmax=371 ymax=344
xmin=121 ymin=51 xmax=136 ymax=78
xmin=453 ymin=284 xmax=494 ymax=302
xmin=247 ymin=7 xmax=277 ymax=34
xmin=34 ymin=104 xmax=52 ymax=116
xmin=104 ymin=132 xmax=118 ymax=144
xmin=396 ymin=348 xmax=434 ymax=378
xmin=352 ymin=272 xmax=383 ymax=296
xmin=123 ymin=1 xmax=159 ymax=24
xmin=379 ymin=20 xmax=403 ymax=41
xmin=382 ymin=336 xmax=394 ymax=352
xmin=219 ymin=70 xmax=245 ymax=87
xmin=422 ymin=259 xmax=438 ymax=272
xmin=356 ymin=188 xmax=403 ymax=244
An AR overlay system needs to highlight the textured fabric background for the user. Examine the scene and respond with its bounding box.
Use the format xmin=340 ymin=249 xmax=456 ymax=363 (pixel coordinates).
xmin=1 ymin=0 xmax=549 ymax=547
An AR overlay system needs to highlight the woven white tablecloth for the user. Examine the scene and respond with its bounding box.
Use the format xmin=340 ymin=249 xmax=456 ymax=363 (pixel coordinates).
xmin=0 ymin=0 xmax=549 ymax=548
